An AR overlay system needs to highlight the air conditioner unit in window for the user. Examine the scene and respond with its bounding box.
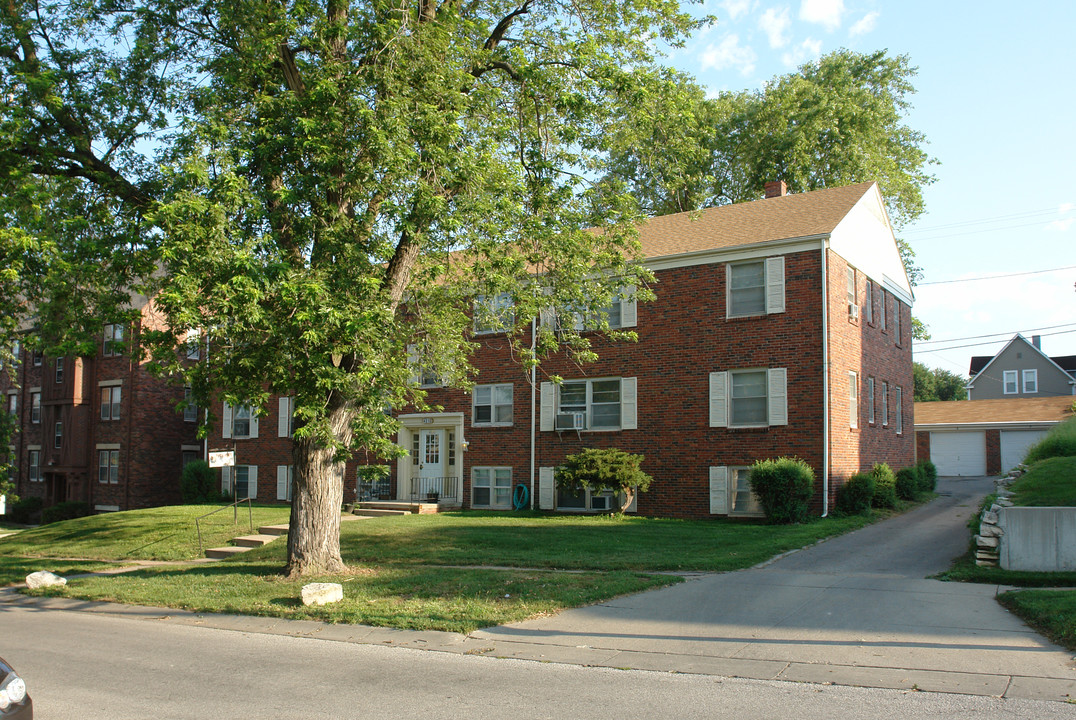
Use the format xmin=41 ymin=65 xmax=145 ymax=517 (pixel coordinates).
xmin=848 ymin=303 xmax=859 ymax=320
xmin=555 ymin=412 xmax=586 ymax=430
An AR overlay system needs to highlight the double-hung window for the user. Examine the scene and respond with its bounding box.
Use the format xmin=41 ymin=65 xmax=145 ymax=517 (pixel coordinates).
xmin=471 ymin=467 xmax=512 ymax=508
xmin=864 ymin=282 xmax=874 ymax=323
xmin=1022 ymin=369 xmax=1038 ymax=394
xmin=867 ymin=377 xmax=875 ymax=424
xmin=222 ymin=465 xmax=258 ymax=499
xmin=709 ymin=369 xmax=788 ymax=428
xmin=727 ymin=257 xmax=784 ymax=318
xmin=6 ymin=393 xmax=15 ymax=417
xmin=880 ymin=290 xmax=887 ymax=331
xmin=100 ymin=386 xmax=121 ymax=421
xmin=707 ymin=466 xmax=763 ymax=516
xmin=473 ymin=384 xmax=513 ymax=426
xmin=1003 ymin=370 xmax=1018 ymax=395
xmin=233 ymin=406 xmax=252 ymax=437
xmin=473 ymin=293 xmax=514 ymax=334
xmin=223 ymin=402 xmax=258 ymax=439
xmin=55 ymin=358 xmax=64 ymax=384
xmin=54 ymin=421 xmax=63 ymax=448
xmin=848 ymin=372 xmax=858 ymax=429
xmin=30 ymin=392 xmax=40 ymax=424
xmin=561 ymin=379 xmax=620 ymax=430
xmin=895 ymin=386 xmax=903 ymax=435
xmin=183 ymin=388 xmax=198 ymax=422
xmin=103 ymin=324 xmax=123 ymax=356
xmin=98 ymin=450 xmax=119 ymax=484
xmin=881 ymin=382 xmax=889 ymax=426
xmin=28 ymin=450 xmax=40 ymax=482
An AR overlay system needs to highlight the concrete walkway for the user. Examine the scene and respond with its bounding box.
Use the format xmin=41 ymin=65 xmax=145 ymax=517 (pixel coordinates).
xmin=469 ymin=476 xmax=1076 ymax=701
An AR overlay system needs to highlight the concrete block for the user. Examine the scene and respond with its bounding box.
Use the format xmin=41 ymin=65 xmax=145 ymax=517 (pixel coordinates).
xmin=302 ymin=582 xmax=343 ymax=606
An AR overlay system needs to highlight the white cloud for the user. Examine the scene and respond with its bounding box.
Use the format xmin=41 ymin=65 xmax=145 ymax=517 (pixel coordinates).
xmin=1046 ymin=217 xmax=1074 ymax=232
xmin=849 ymin=11 xmax=879 ymax=36
xmin=700 ymin=34 xmax=757 ymax=75
xmin=799 ymin=0 xmax=845 ymax=31
xmin=781 ymin=38 xmax=823 ymax=67
xmin=759 ymin=7 xmax=792 ymax=48
xmin=719 ymin=0 xmax=754 ymax=21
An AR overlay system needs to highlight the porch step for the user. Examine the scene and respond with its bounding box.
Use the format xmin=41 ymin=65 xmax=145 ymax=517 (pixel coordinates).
xmin=205 ymin=546 xmax=252 ymax=559
xmin=258 ymin=524 xmax=290 ymax=536
xmin=352 ymin=508 xmax=412 ymax=517
xmin=233 ymin=533 xmax=278 ymax=548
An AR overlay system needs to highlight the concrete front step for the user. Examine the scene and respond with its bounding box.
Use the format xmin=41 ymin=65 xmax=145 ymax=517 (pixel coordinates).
xmin=205 ymin=546 xmax=252 ymax=559
xmin=352 ymin=508 xmax=412 ymax=517
xmin=258 ymin=524 xmax=290 ymax=536
xmin=233 ymin=534 xmax=278 ymax=548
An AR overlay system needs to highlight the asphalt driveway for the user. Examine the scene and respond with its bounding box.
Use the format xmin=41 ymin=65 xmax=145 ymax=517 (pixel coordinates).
xmin=471 ymin=476 xmax=1076 ymax=701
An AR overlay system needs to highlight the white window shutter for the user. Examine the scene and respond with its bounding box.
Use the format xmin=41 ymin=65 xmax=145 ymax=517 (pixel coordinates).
xmin=709 ymin=372 xmax=728 ymax=427
xmin=221 ymin=465 xmax=232 ymax=494
xmin=278 ymin=397 xmax=292 ymax=437
xmin=222 ymin=402 xmax=232 ymax=439
xmin=538 ymin=467 xmax=555 ymax=510
xmin=709 ymin=466 xmax=729 ymax=515
xmin=540 ymin=382 xmax=555 ymax=431
xmin=621 ymin=377 xmax=637 ymax=430
xmin=246 ymin=465 xmax=258 ymax=499
xmin=768 ymin=368 xmax=788 ymax=426
xmin=766 ymin=256 xmax=785 ymax=314
xmin=276 ymin=465 xmax=289 ymax=500
xmin=249 ymin=409 xmax=259 ymax=439
xmin=620 ymin=285 xmax=637 ymax=328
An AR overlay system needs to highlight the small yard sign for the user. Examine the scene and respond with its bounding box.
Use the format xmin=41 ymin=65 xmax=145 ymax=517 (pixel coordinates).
xmin=208 ymin=451 xmax=235 ymax=468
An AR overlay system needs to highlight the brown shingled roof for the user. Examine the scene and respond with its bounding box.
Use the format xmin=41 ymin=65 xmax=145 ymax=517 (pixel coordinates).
xmin=914 ymin=396 xmax=1075 ymax=425
xmin=635 ymin=181 xmax=877 ymax=259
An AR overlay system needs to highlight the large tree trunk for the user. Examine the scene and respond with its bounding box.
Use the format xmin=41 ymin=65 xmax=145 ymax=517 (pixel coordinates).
xmin=286 ymin=402 xmax=354 ymax=576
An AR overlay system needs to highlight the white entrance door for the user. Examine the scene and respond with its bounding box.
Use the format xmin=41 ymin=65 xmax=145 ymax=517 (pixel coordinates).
xmin=416 ymin=429 xmax=445 ymax=500
xmin=930 ymin=431 xmax=986 ymax=476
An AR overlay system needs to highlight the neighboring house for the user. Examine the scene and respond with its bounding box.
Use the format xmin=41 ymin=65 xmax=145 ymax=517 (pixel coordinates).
xmin=915 ymin=396 xmax=1074 ymax=476
xmin=966 ymin=334 xmax=1076 ymax=400
xmin=216 ymin=181 xmax=915 ymax=519
xmin=1 ymin=298 xmax=200 ymax=513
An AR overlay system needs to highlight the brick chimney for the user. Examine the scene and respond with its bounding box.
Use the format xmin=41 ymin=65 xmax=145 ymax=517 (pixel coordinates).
xmin=764 ymin=180 xmax=787 ymax=199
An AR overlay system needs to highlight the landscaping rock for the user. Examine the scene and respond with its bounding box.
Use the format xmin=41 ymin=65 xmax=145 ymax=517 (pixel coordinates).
xmin=26 ymin=570 xmax=67 ymax=589
xmin=975 ymin=534 xmax=999 ymax=549
xmin=301 ymin=582 xmax=343 ymax=606
xmin=979 ymin=522 xmax=1004 ymax=538
xmin=982 ymin=510 xmax=999 ymax=525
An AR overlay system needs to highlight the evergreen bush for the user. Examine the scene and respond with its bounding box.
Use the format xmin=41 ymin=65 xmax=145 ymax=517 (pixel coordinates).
xmin=894 ymin=466 xmax=920 ymax=500
xmin=556 ymin=448 xmax=653 ymax=513
xmin=180 ymin=460 xmax=216 ymax=503
xmin=835 ymin=473 xmax=875 ymax=515
xmin=916 ymin=459 xmax=938 ymax=492
xmin=869 ymin=463 xmax=897 ymax=508
xmin=747 ymin=457 xmax=815 ymax=524
xmin=41 ymin=501 xmax=92 ymax=524
xmin=6 ymin=495 xmax=44 ymax=524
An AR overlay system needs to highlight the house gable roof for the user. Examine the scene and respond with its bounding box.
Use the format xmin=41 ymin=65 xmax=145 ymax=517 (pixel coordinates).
xmin=966 ymin=333 xmax=1075 ymax=388
xmin=636 ymin=182 xmax=877 ymax=260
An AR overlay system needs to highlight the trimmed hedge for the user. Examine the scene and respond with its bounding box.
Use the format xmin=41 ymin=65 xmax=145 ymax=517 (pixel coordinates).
xmin=5 ymin=496 xmax=43 ymax=524
xmin=870 ymin=463 xmax=897 ymax=509
xmin=41 ymin=501 xmax=92 ymax=525
xmin=917 ymin=459 xmax=937 ymax=492
xmin=836 ymin=472 xmax=875 ymax=515
xmin=180 ymin=460 xmax=217 ymax=503
xmin=894 ymin=466 xmax=920 ymax=500
xmin=748 ymin=457 xmax=814 ymax=524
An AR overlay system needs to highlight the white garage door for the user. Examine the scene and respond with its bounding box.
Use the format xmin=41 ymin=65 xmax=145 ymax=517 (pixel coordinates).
xmin=931 ymin=431 xmax=986 ymax=476
xmin=1000 ymin=430 xmax=1048 ymax=473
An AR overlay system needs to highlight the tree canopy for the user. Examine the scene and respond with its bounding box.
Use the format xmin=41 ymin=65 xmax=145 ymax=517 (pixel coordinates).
xmin=1 ymin=0 xmax=705 ymax=574
xmin=913 ymin=362 xmax=968 ymax=402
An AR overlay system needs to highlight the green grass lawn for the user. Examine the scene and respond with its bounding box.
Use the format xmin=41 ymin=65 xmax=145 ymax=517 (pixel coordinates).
xmin=1009 ymin=456 xmax=1076 ymax=506
xmin=17 ymin=505 xmax=883 ymax=633
xmin=998 ymin=589 xmax=1076 ymax=651
xmin=0 ymin=503 xmax=292 ymax=561
xmin=0 ymin=557 xmax=120 ymax=587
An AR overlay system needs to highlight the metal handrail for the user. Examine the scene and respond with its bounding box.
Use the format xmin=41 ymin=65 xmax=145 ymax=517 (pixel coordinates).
xmin=195 ymin=497 xmax=254 ymax=554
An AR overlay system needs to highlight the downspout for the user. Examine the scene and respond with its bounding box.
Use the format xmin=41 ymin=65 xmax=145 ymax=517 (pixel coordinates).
xmin=820 ymin=239 xmax=830 ymax=517
xmin=529 ymin=317 xmax=536 ymax=509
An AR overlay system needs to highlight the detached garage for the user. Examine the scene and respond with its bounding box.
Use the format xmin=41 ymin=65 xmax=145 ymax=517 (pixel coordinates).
xmin=915 ymin=397 xmax=1073 ymax=477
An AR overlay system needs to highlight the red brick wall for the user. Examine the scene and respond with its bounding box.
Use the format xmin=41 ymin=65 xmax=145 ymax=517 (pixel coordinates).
xmin=985 ymin=430 xmax=1001 ymax=476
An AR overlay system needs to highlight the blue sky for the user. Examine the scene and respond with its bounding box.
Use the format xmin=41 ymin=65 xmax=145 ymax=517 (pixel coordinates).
xmin=663 ymin=0 xmax=1076 ymax=377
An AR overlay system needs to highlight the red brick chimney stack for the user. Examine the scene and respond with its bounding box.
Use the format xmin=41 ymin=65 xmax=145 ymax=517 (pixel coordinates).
xmin=764 ymin=180 xmax=788 ymax=199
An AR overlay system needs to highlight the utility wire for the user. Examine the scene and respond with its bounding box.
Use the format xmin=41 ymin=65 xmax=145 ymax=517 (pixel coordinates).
xmin=918 ymin=265 xmax=1076 ymax=286
xmin=915 ymin=322 xmax=1076 ymax=345
xmin=913 ymin=328 xmax=1076 ymax=354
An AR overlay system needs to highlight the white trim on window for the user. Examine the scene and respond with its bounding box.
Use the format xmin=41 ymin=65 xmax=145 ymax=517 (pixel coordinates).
xmin=471 ymin=466 xmax=513 ymax=509
xmin=895 ymin=386 xmax=903 ymax=435
xmin=223 ymin=402 xmax=258 ymax=439
xmin=473 ymin=293 xmax=514 ymax=335
xmin=881 ymin=382 xmax=889 ymax=426
xmin=100 ymin=385 xmax=121 ymax=421
xmin=1022 ymin=369 xmax=1038 ymax=394
xmin=849 ymin=371 xmax=858 ymax=429
xmin=709 ymin=368 xmax=788 ymax=428
xmin=864 ymin=282 xmax=874 ymax=324
xmin=727 ymin=257 xmax=785 ymax=318
xmin=867 ymin=377 xmax=875 ymax=425
xmin=472 ymin=384 xmax=514 ymax=426
xmin=1003 ymin=370 xmax=1018 ymax=395
xmin=103 ymin=324 xmax=124 ymax=357
xmin=548 ymin=377 xmax=634 ymax=431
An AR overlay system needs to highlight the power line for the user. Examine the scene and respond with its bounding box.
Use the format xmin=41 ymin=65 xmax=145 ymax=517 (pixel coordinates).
xmin=918 ymin=265 xmax=1076 ymax=286
xmin=903 ymin=206 xmax=1072 ymax=235
xmin=913 ymin=328 xmax=1076 ymax=354
xmin=914 ymin=322 xmax=1076 ymax=345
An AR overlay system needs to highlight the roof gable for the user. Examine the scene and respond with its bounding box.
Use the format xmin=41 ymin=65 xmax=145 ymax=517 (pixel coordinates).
xmin=967 ymin=334 xmax=1075 ymax=388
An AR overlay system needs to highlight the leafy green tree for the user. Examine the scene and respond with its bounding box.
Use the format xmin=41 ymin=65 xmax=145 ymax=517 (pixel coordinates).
xmin=0 ymin=0 xmax=703 ymax=574
xmin=913 ymin=362 xmax=967 ymax=402
xmin=555 ymin=448 xmax=653 ymax=513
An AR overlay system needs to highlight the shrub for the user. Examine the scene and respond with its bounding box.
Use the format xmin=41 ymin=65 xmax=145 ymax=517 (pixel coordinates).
xmin=870 ymin=463 xmax=897 ymax=509
xmin=41 ymin=501 xmax=92 ymax=525
xmin=556 ymin=448 xmax=653 ymax=513
xmin=894 ymin=466 xmax=920 ymax=500
xmin=836 ymin=473 xmax=875 ymax=515
xmin=6 ymin=496 xmax=44 ymax=524
xmin=1024 ymin=417 xmax=1076 ymax=464
xmin=748 ymin=457 xmax=815 ymax=524
xmin=916 ymin=459 xmax=938 ymax=492
xmin=180 ymin=460 xmax=216 ymax=503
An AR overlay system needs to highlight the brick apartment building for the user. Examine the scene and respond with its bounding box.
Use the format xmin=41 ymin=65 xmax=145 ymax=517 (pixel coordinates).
xmin=2 ymin=296 xmax=200 ymax=513
xmin=212 ymin=181 xmax=915 ymax=519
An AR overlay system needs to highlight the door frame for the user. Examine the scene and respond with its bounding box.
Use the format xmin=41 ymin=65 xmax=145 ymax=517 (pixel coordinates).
xmin=396 ymin=413 xmax=465 ymax=503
